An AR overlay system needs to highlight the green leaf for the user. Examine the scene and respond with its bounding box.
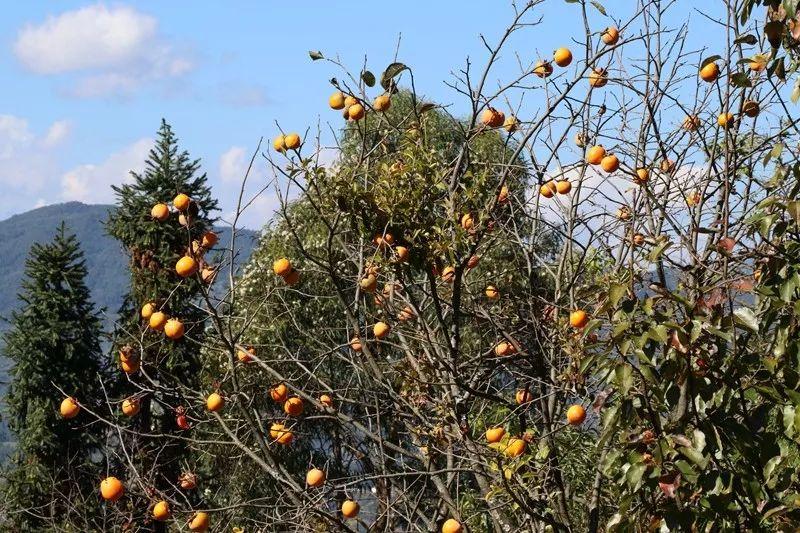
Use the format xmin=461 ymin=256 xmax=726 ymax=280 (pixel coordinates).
xmin=647 ymin=324 xmax=669 ymax=343
xmin=590 ymin=0 xmax=607 ymax=16
xmin=734 ymin=34 xmax=758 ymax=45
xmin=783 ymin=405 xmax=795 ymax=439
xmin=361 ymin=70 xmax=375 ymax=87
xmin=308 ymin=50 xmax=324 ymax=61
xmin=679 ymin=446 xmax=708 ymax=469
xmin=787 ymin=200 xmax=800 ymax=225
xmin=380 ymin=62 xmax=409 ymax=90
xmin=615 ymin=364 xmax=633 ymax=395
xmin=730 ymin=72 xmax=752 ymax=88
xmin=764 ymin=454 xmax=782 ymax=481
xmin=785 ymin=0 xmax=797 ymax=20
xmin=701 ymin=55 xmax=722 ymax=68
xmin=768 ymin=56 xmax=786 ymax=82
xmin=733 ymin=307 xmax=759 ymax=332
xmin=609 ymin=283 xmax=627 ymax=308
xmin=626 ymin=462 xmax=646 ymax=489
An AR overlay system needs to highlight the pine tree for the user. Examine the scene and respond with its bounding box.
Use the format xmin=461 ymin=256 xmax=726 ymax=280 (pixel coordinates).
xmin=0 ymin=224 xmax=105 ymax=530
xmin=105 ymin=119 xmax=218 ymax=521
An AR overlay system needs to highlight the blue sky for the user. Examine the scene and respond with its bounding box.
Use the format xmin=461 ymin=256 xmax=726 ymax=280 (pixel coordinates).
xmin=0 ymin=1 xmax=722 ymax=228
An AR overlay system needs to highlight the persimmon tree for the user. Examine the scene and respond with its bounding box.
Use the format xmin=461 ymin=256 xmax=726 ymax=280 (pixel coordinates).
xmin=53 ymin=1 xmax=800 ymax=531
xmin=103 ymin=119 xmax=218 ymax=529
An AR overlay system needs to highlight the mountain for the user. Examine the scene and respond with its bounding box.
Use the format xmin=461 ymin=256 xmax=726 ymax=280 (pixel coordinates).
xmin=0 ymin=202 xmax=259 ymax=457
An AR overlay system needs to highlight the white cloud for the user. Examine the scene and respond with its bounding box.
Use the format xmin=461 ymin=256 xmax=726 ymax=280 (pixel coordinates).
xmin=216 ymin=145 xmax=280 ymax=230
xmin=15 ymin=5 xmax=157 ymax=74
xmin=14 ymin=4 xmax=193 ymax=98
xmin=42 ymin=120 xmax=71 ymax=147
xmin=0 ymin=115 xmax=35 ymax=158
xmin=219 ymin=146 xmax=247 ymax=183
xmin=60 ymin=138 xmax=151 ymax=203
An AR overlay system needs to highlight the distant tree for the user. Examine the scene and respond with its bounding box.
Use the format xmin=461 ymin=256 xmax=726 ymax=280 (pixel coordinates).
xmin=0 ymin=224 xmax=105 ymax=530
xmin=105 ymin=119 xmax=218 ymax=527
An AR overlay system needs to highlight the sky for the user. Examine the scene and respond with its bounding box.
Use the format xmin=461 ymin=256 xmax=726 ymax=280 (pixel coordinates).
xmin=0 ymin=1 xmax=724 ymax=229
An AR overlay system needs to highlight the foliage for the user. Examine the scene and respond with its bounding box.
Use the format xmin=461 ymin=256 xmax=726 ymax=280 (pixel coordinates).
xmin=0 ymin=225 xmax=105 ymax=530
xmin=104 ymin=119 xmax=219 ymax=526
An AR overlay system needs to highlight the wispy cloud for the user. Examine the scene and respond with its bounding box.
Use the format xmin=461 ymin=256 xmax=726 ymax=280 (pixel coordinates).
xmin=60 ymin=138 xmax=151 ymax=203
xmin=15 ymin=4 xmax=194 ymax=99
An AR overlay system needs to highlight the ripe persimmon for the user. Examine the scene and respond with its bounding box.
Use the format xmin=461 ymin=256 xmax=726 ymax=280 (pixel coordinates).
xmin=601 ymin=26 xmax=620 ymax=45
xmin=175 ymin=256 xmax=198 ymax=278
xmin=480 ymin=107 xmax=505 ymax=128
xmin=342 ymin=499 xmax=360 ymax=518
xmin=717 ymin=112 xmax=734 ymax=128
xmin=373 ymin=321 xmax=391 ymax=339
xmin=360 ymin=274 xmax=377 ymax=293
xmin=100 ymin=476 xmax=124 ymax=501
xmin=495 ymin=341 xmax=516 ymax=357
xmin=273 ymin=135 xmax=286 ymax=152
xmin=349 ymin=337 xmax=363 ymax=352
xmin=699 ymin=62 xmax=719 ymax=82
xmin=151 ymin=203 xmax=169 ymax=221
xmin=122 ymin=397 xmax=140 ymax=416
xmin=374 ymin=94 xmax=391 ymax=112
xmin=270 ymin=383 xmax=288 ymax=403
xmin=237 ymin=346 xmax=255 ymax=364
xmin=284 ymin=133 xmax=301 ymax=150
xmin=554 ymin=47 xmax=573 ymax=67
xmin=348 ymin=103 xmax=365 ymax=120
xmin=189 ymin=512 xmax=209 ymax=532
xmin=153 ymin=500 xmax=170 ymax=521
xmin=485 ymin=285 xmax=500 ymax=300
xmin=164 ymin=318 xmax=185 ymax=340
xmin=319 ymin=394 xmax=333 ymax=408
xmin=273 ymin=258 xmax=292 ymax=277
xmin=570 ymin=310 xmax=589 ymax=328
xmin=306 ymin=468 xmax=326 ymax=487
xmin=121 ymin=359 xmax=140 ymax=374
xmin=284 ymin=397 xmax=304 ymax=417
xmin=567 ymin=404 xmax=587 ymax=425
xmin=600 ymin=154 xmax=620 ymax=173
xmin=60 ymin=397 xmax=80 ymax=419
xmin=395 ymin=245 xmax=409 ymax=262
xmin=540 ymin=181 xmax=557 ymax=198
xmin=173 ymin=193 xmax=191 ymax=212
xmin=485 ymin=426 xmax=505 ymax=443
xmin=206 ymin=392 xmax=224 ymax=412
xmin=504 ymin=437 xmax=526 ymax=458
xmin=442 ymin=518 xmax=463 ymax=533
xmin=329 ymin=91 xmax=345 ymax=109
xmin=556 ymin=180 xmax=572 ymax=194
xmin=141 ymin=302 xmax=155 ymax=319
xmin=586 ymin=145 xmax=606 ymax=165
